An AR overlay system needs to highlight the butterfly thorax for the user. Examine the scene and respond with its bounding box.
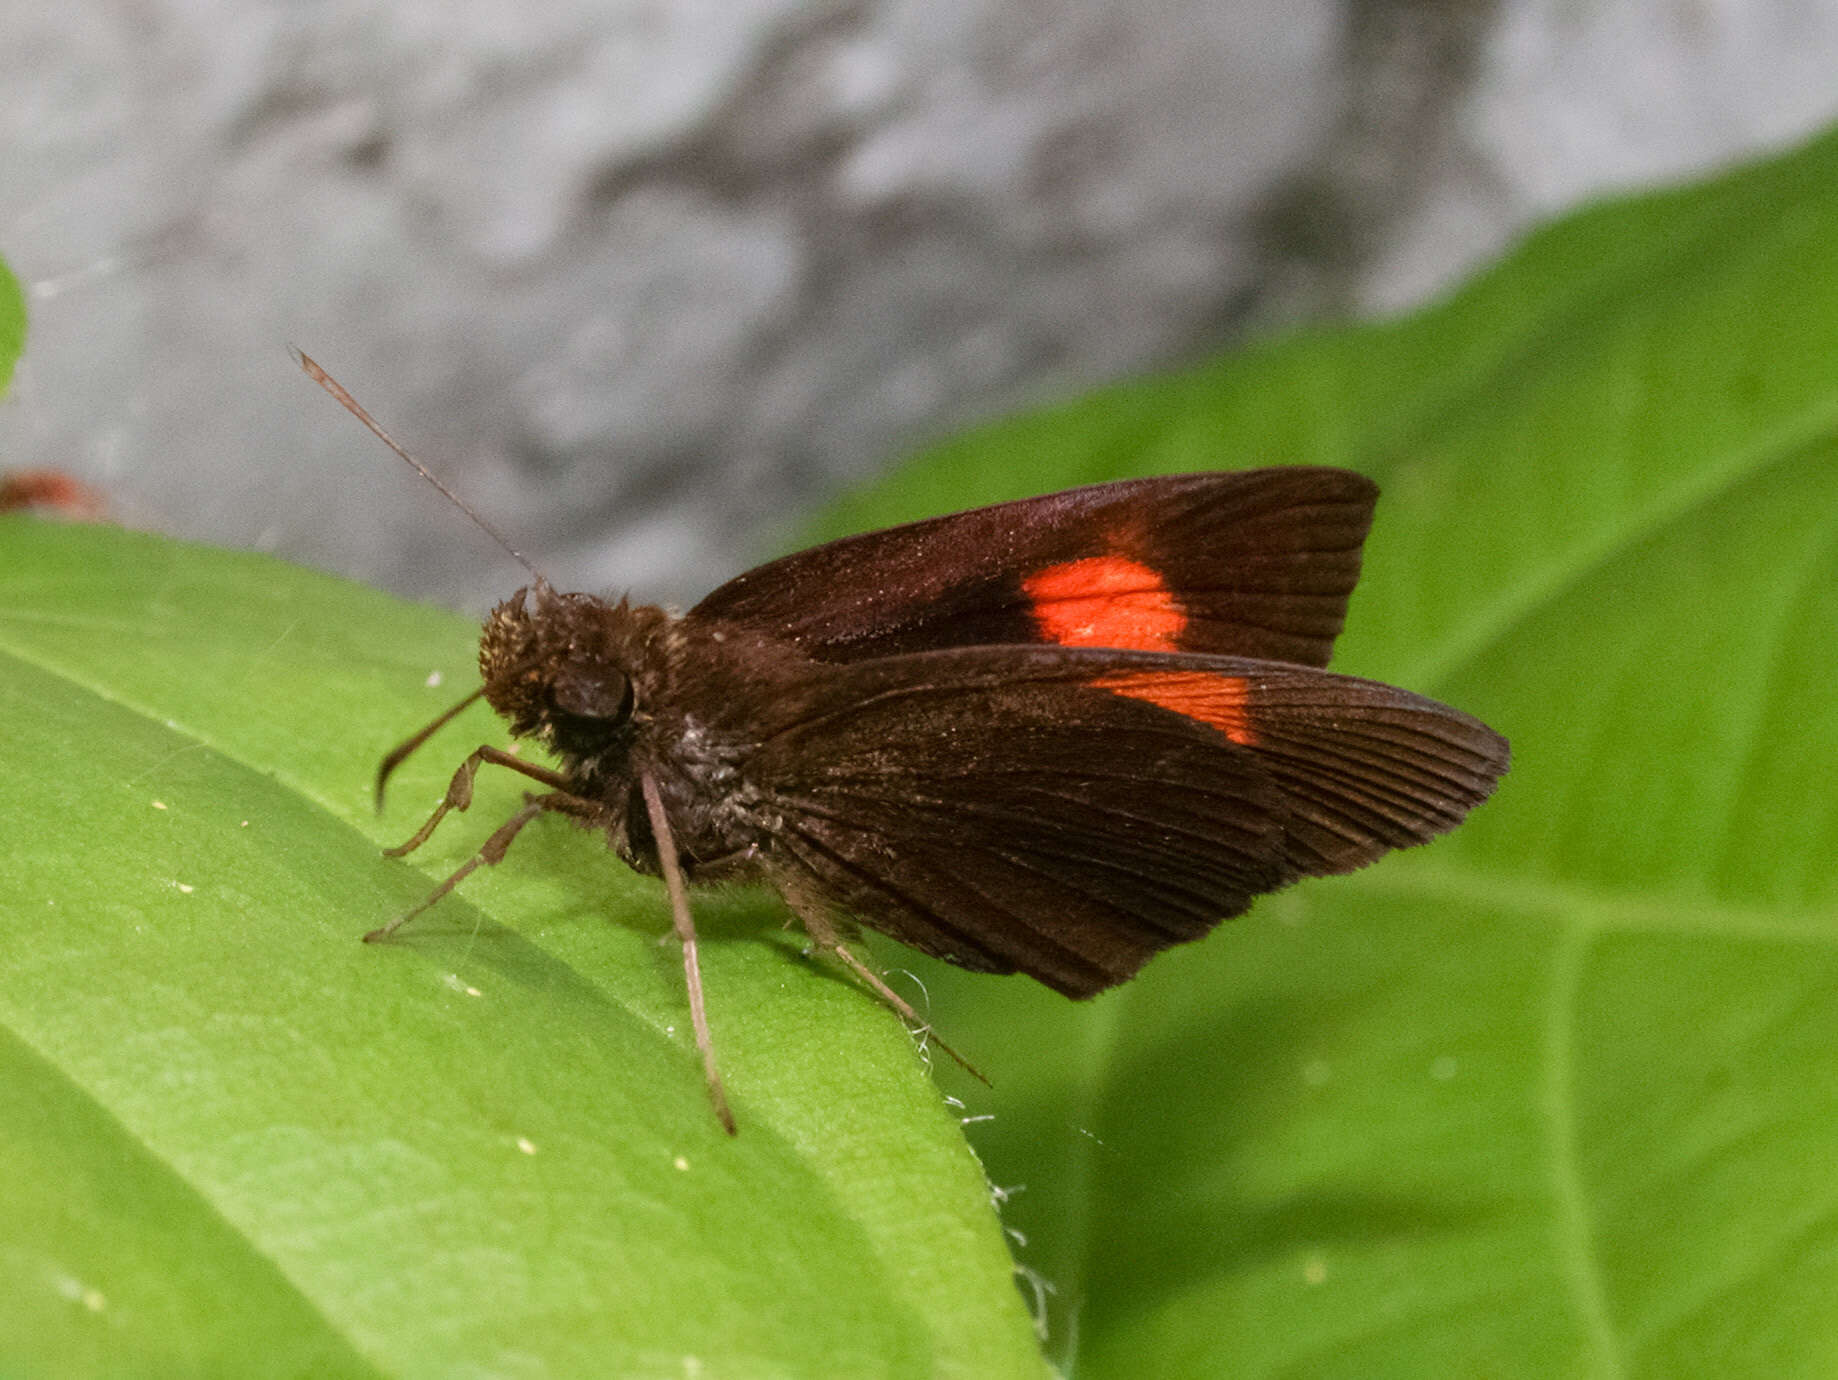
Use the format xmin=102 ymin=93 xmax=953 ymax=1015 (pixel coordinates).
xmin=478 ymin=582 xmax=792 ymax=878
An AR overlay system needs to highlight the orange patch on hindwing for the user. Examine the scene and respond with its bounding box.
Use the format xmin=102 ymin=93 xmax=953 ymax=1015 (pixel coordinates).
xmin=1095 ymin=670 xmax=1258 ymax=746
xmin=1022 ymin=554 xmax=1185 ymax=651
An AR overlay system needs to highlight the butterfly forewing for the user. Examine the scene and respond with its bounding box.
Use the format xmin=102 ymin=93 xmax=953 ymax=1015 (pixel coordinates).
xmin=689 ymin=468 xmax=1378 ymax=667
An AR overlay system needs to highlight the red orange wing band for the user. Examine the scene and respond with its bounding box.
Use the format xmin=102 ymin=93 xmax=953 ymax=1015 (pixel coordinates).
xmin=1093 ymin=670 xmax=1258 ymax=746
xmin=1022 ymin=554 xmax=1185 ymax=651
xmin=1022 ymin=554 xmax=1256 ymax=744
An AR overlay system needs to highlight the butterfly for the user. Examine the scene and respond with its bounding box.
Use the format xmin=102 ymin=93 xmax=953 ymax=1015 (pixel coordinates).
xmin=304 ymin=355 xmax=1509 ymax=1133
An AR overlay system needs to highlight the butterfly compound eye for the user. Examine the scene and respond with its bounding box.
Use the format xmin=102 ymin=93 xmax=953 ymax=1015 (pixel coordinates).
xmin=551 ymin=667 xmax=633 ymax=724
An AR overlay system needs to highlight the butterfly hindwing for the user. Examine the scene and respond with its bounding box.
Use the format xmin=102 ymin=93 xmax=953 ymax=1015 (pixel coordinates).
xmin=758 ymin=666 xmax=1288 ymax=996
xmin=749 ymin=646 xmax=1507 ymax=996
xmin=689 ymin=468 xmax=1378 ymax=668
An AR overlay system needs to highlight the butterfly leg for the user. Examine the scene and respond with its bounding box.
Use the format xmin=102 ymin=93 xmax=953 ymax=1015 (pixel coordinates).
xmin=639 ymin=771 xmax=738 ymax=1136
xmin=367 ymin=789 xmax=600 ymax=943
xmin=384 ymin=745 xmax=573 ymax=857
xmin=789 ymin=900 xmax=989 ymax=1086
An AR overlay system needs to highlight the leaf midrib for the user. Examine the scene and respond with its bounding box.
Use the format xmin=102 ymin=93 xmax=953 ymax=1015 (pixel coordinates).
xmin=1397 ymin=405 xmax=1838 ymax=694
xmin=1543 ymin=923 xmax=1624 ymax=1377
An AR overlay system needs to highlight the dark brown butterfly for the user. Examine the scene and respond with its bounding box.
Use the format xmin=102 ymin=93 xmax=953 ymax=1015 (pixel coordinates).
xmin=303 ymin=355 xmax=1509 ymax=1134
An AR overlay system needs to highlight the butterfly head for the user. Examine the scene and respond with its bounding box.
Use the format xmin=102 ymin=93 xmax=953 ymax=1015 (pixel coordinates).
xmin=479 ymin=582 xmax=643 ymax=761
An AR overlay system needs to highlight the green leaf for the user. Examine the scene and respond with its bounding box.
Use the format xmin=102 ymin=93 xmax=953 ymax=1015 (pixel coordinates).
xmin=0 ymin=251 xmax=24 ymax=394
xmin=0 ymin=527 xmax=1045 ymax=1377
xmin=818 ymin=127 xmax=1838 ymax=1375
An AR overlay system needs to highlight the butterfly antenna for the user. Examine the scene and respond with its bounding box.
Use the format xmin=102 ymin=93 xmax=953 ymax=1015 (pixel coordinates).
xmin=294 ymin=349 xmax=545 ymax=584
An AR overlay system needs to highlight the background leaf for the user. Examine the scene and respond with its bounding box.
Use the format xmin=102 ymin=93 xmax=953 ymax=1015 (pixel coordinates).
xmin=817 ymin=127 xmax=1838 ymax=1375
xmin=0 ymin=528 xmax=1045 ymax=1377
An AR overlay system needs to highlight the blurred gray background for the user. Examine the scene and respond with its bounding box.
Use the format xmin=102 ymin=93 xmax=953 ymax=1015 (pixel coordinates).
xmin=4 ymin=0 xmax=1836 ymax=607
